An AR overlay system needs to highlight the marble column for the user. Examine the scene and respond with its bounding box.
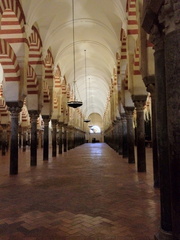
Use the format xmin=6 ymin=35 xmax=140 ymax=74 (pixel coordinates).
xmin=29 ymin=111 xmax=39 ymax=166
xmin=150 ymin=23 xmax=172 ymax=239
xmin=132 ymin=95 xmax=146 ymax=172
xmin=1 ymin=124 xmax=7 ymax=156
xmin=63 ymin=125 xmax=67 ymax=152
xmin=68 ymin=128 xmax=71 ymax=150
xmin=7 ymin=102 xmax=22 ymax=175
xmin=125 ymin=107 xmax=135 ymax=164
xmin=144 ymin=76 xmax=159 ymax=188
xmin=117 ymin=119 xmax=123 ymax=155
xmin=58 ymin=122 xmax=63 ymax=154
xmin=121 ymin=114 xmax=128 ymax=158
xmin=162 ymin=5 xmax=180 ymax=238
xmin=42 ymin=116 xmax=50 ymax=161
xmin=51 ymin=119 xmax=57 ymax=157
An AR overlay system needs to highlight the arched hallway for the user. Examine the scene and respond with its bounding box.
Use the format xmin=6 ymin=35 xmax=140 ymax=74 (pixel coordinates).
xmin=0 ymin=143 xmax=160 ymax=240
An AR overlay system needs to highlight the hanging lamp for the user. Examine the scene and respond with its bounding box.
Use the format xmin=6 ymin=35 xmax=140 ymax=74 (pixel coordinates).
xmin=67 ymin=0 xmax=82 ymax=108
xmin=83 ymin=50 xmax=91 ymax=123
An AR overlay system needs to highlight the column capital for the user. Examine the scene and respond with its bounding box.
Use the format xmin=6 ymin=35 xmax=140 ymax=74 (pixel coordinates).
xmin=28 ymin=110 xmax=39 ymax=119
xmin=158 ymin=0 xmax=180 ymax=35
xmin=42 ymin=115 xmax=50 ymax=126
xmin=143 ymin=75 xmax=156 ymax=97
xmin=121 ymin=113 xmax=127 ymax=121
xmin=132 ymin=95 xmax=147 ymax=111
xmin=1 ymin=124 xmax=8 ymax=129
xmin=124 ymin=106 xmax=134 ymax=114
xmin=125 ymin=107 xmax=135 ymax=119
xmin=51 ymin=119 xmax=58 ymax=125
xmin=6 ymin=101 xmax=23 ymax=115
xmin=149 ymin=24 xmax=164 ymax=51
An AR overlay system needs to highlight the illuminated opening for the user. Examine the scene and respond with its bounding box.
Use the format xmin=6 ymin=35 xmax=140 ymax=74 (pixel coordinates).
xmin=89 ymin=125 xmax=101 ymax=133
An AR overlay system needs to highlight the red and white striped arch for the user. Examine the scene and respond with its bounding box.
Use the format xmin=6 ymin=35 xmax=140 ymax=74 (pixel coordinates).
xmin=27 ymin=65 xmax=38 ymax=95
xmin=133 ymin=47 xmax=140 ymax=76
xmin=28 ymin=25 xmax=43 ymax=67
xmin=127 ymin=0 xmax=138 ymax=39
xmin=44 ymin=49 xmax=54 ymax=84
xmin=0 ymin=0 xmax=26 ymax=46
xmin=120 ymin=29 xmax=127 ymax=61
xmin=43 ymin=80 xmax=50 ymax=104
xmin=0 ymin=87 xmax=8 ymax=118
xmin=0 ymin=39 xmax=20 ymax=82
xmin=54 ymin=65 xmax=61 ymax=89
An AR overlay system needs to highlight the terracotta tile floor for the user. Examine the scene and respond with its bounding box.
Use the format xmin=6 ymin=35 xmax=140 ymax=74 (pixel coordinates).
xmin=0 ymin=143 xmax=160 ymax=240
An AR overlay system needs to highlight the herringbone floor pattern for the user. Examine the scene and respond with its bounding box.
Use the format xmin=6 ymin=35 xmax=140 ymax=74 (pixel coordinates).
xmin=0 ymin=143 xmax=160 ymax=240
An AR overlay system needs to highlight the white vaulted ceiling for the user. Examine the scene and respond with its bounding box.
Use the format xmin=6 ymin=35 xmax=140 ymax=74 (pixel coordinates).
xmin=21 ymin=0 xmax=127 ymax=118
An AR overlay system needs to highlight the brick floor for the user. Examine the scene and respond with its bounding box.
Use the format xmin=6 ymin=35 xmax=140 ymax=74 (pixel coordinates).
xmin=0 ymin=143 xmax=160 ymax=240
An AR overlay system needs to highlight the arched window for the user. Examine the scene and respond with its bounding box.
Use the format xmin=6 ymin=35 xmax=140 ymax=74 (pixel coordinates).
xmin=89 ymin=125 xmax=101 ymax=133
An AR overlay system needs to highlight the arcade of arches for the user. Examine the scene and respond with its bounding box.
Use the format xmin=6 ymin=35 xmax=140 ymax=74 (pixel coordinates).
xmin=0 ymin=0 xmax=180 ymax=239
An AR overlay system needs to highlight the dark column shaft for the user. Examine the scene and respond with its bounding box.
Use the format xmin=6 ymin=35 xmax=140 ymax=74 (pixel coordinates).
xmin=29 ymin=112 xmax=39 ymax=166
xmin=143 ymin=76 xmax=159 ymax=188
xmin=121 ymin=114 xmax=128 ymax=158
xmin=165 ymin=29 xmax=180 ymax=239
xmin=58 ymin=123 xmax=63 ymax=154
xmin=151 ymin=27 xmax=172 ymax=236
xmin=133 ymin=96 xmax=146 ymax=172
xmin=125 ymin=107 xmax=135 ymax=164
xmin=43 ymin=117 xmax=49 ymax=161
xmin=63 ymin=127 xmax=67 ymax=152
xmin=52 ymin=120 xmax=57 ymax=157
xmin=8 ymin=102 xmax=22 ymax=175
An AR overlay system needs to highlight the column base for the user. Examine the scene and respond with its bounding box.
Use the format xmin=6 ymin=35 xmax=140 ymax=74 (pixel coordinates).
xmin=154 ymin=229 xmax=173 ymax=240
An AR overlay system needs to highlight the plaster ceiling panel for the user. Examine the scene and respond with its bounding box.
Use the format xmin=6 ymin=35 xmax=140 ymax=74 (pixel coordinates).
xmin=21 ymin=0 xmax=127 ymax=118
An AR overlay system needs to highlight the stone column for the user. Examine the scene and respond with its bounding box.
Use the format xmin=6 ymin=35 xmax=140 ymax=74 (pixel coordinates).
xmin=125 ymin=107 xmax=135 ymax=164
xmin=160 ymin=3 xmax=180 ymax=238
xmin=58 ymin=122 xmax=63 ymax=154
xmin=121 ymin=114 xmax=128 ymax=158
xmin=42 ymin=116 xmax=50 ymax=161
xmin=51 ymin=119 xmax=57 ymax=157
xmin=7 ymin=102 xmax=22 ymax=175
xmin=117 ymin=119 xmax=123 ymax=155
xmin=68 ymin=128 xmax=71 ymax=150
xmin=150 ymin=22 xmax=172 ymax=239
xmin=144 ymin=76 xmax=159 ymax=188
xmin=29 ymin=111 xmax=39 ymax=166
xmin=1 ymin=124 xmax=7 ymax=156
xmin=132 ymin=95 xmax=146 ymax=172
xmin=63 ymin=125 xmax=67 ymax=152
